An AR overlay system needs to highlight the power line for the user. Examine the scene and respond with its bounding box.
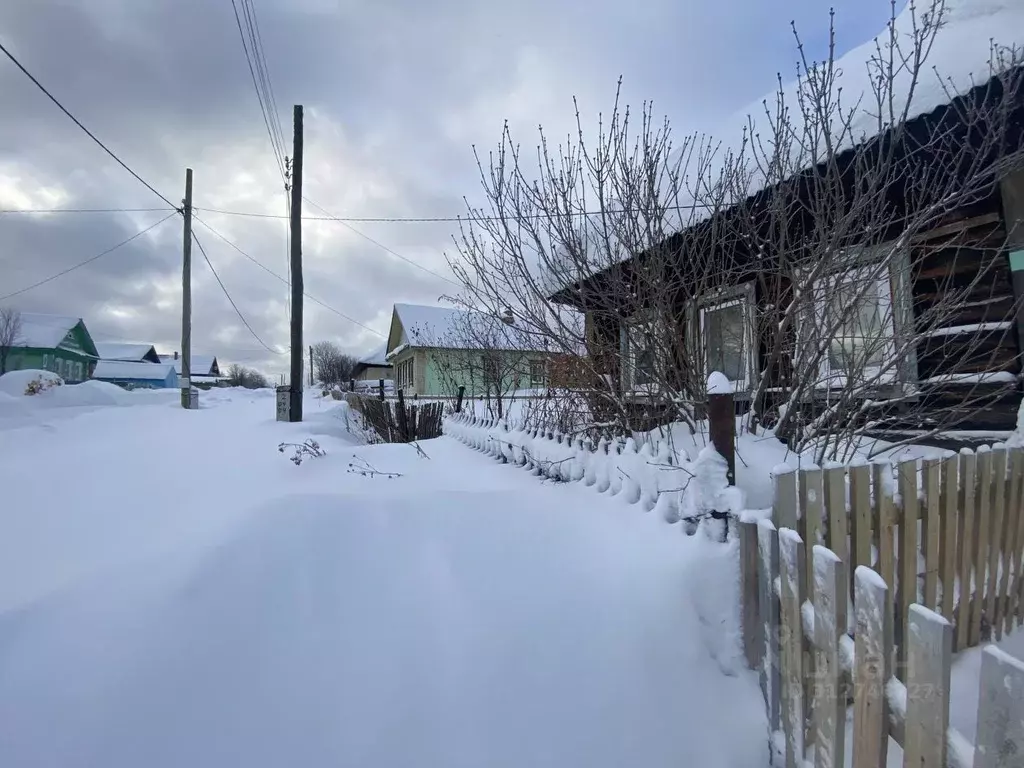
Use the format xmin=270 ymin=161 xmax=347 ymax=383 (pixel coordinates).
xmin=190 ymin=230 xmax=286 ymax=355
xmin=191 ymin=214 xmax=386 ymax=337
xmin=301 ymin=197 xmax=463 ymax=288
xmin=0 ymin=207 xmax=171 ymax=214
xmin=0 ymin=39 xmax=180 ymax=211
xmin=0 ymin=212 xmax=178 ymax=301
xmin=228 ymin=0 xmax=286 ymax=182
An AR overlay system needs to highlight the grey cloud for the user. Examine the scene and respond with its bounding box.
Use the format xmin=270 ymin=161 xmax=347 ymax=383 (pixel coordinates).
xmin=1 ymin=0 xmax=901 ymax=377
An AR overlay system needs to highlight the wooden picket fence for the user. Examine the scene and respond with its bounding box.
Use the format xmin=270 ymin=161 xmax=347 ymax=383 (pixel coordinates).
xmin=766 ymin=446 xmax=1024 ymax=660
xmin=344 ymin=394 xmax=444 ymax=443
xmin=743 ymin=520 xmax=1024 ymax=767
xmin=740 ymin=443 xmax=1024 ymax=767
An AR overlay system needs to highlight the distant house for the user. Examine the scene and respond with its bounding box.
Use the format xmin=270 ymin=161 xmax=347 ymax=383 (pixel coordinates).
xmin=92 ymin=361 xmax=178 ymax=389
xmin=384 ymin=303 xmax=552 ymax=398
xmin=2 ymin=313 xmax=99 ymax=382
xmin=96 ymin=343 xmax=162 ymax=364
xmin=158 ymin=352 xmax=222 ymax=386
xmin=351 ymin=344 xmax=392 ymax=382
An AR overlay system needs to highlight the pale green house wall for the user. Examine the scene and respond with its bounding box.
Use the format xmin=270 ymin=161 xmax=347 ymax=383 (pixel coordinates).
xmin=392 ymin=348 xmax=545 ymax=398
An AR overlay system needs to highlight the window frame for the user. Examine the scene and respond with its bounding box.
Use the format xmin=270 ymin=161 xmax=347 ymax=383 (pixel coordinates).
xmin=695 ymin=282 xmax=757 ymax=395
xmin=801 ymin=241 xmax=916 ymax=392
xmin=619 ymin=309 xmax=663 ymax=395
xmin=529 ymin=358 xmax=547 ymax=389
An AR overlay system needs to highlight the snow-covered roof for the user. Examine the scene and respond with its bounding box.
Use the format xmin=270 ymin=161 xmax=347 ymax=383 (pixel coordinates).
xmin=358 ymin=343 xmax=391 ymax=367
xmin=13 ymin=313 xmax=85 ymax=349
xmin=96 ymin=343 xmax=160 ymax=362
xmin=389 ymin=303 xmax=550 ymax=356
xmin=93 ymin=361 xmax=175 ymax=381
xmin=158 ymin=355 xmax=218 ymax=376
xmin=686 ymin=0 xmax=1024 ymax=203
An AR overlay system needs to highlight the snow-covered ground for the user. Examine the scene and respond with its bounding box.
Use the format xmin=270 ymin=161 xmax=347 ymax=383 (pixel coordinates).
xmin=0 ymin=378 xmax=768 ymax=768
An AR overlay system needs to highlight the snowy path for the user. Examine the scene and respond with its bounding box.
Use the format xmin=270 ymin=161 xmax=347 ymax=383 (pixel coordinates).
xmin=0 ymin=390 xmax=768 ymax=767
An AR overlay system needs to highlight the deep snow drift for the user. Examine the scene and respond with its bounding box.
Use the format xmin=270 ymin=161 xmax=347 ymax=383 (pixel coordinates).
xmin=0 ymin=387 xmax=767 ymax=767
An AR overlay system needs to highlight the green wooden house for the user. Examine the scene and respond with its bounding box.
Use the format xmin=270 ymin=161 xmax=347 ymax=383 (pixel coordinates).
xmin=384 ymin=303 xmax=552 ymax=398
xmin=1 ymin=313 xmax=99 ymax=382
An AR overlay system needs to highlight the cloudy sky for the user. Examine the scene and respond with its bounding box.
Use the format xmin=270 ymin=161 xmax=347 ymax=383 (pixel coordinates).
xmin=0 ymin=0 xmax=899 ymax=379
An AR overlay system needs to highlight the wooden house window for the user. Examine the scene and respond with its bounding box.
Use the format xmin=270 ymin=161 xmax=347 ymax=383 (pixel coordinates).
xmin=620 ymin=313 xmax=660 ymax=393
xmin=700 ymin=295 xmax=752 ymax=391
xmin=803 ymin=242 xmax=915 ymax=390
xmin=529 ymin=359 xmax=547 ymax=388
xmin=396 ymin=358 xmax=414 ymax=389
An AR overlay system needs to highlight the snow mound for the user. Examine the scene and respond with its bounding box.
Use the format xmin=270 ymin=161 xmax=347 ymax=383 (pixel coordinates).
xmin=48 ymin=380 xmax=132 ymax=407
xmin=0 ymin=369 xmax=63 ymax=396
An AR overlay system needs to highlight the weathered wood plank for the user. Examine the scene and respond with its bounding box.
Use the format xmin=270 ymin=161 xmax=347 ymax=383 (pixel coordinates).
xmin=972 ymin=447 xmax=993 ymax=647
xmin=740 ymin=519 xmax=762 ymax=670
xmin=824 ymin=466 xmax=848 ymax=573
xmin=973 ymin=645 xmax=1024 ymax=768
xmin=780 ymin=528 xmax=806 ymax=768
xmin=854 ymin=566 xmax=893 ymax=768
xmin=990 ymin=446 xmax=1009 ymax=640
xmin=940 ymin=454 xmax=959 ymax=623
xmin=758 ymin=520 xmax=782 ymax=740
xmin=774 ymin=468 xmax=799 ymax=531
xmin=801 ymin=468 xmax=824 ymax=607
xmin=1006 ymin=450 xmax=1024 ymax=631
xmin=923 ymin=458 xmax=942 ymax=610
xmin=812 ymin=545 xmax=847 ymax=768
xmin=898 ymin=459 xmax=919 ymax=677
xmin=875 ymin=461 xmax=897 ymax=598
xmin=902 ymin=605 xmax=952 ymax=768
xmin=851 ymin=462 xmax=874 ymax=591
xmin=957 ymin=450 xmax=977 ymax=652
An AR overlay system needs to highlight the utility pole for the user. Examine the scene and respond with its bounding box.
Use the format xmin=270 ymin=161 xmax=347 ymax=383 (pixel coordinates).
xmin=180 ymin=168 xmax=193 ymax=409
xmin=308 ymin=344 xmax=314 ymax=387
xmin=289 ymin=105 xmax=304 ymax=421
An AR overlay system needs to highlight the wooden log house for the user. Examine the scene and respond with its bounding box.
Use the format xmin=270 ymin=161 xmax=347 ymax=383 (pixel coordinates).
xmin=551 ymin=63 xmax=1024 ymax=444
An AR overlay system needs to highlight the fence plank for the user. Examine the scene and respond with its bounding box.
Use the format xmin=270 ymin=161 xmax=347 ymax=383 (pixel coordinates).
xmin=758 ymin=521 xmax=782 ymax=740
xmin=824 ymin=466 xmax=848 ymax=575
xmin=801 ymin=468 xmax=824 ymax=607
xmin=957 ymin=450 xmax=977 ymax=652
xmin=973 ymin=645 xmax=1024 ymax=768
xmin=853 ymin=565 xmax=893 ymax=768
xmin=940 ymin=454 xmax=959 ymax=623
xmin=812 ymin=546 xmax=846 ymax=768
xmin=902 ymin=605 xmax=952 ymax=768
xmin=990 ymin=446 xmax=1009 ymax=640
xmin=875 ymin=461 xmax=897 ymax=598
xmin=1007 ymin=450 xmax=1024 ymax=631
xmin=775 ymin=469 xmax=799 ymax=531
xmin=923 ymin=458 xmax=942 ymax=611
xmin=897 ymin=459 xmax=919 ymax=678
xmin=851 ymin=462 xmax=873 ymax=593
xmin=779 ymin=528 xmax=806 ymax=768
xmin=972 ymin=447 xmax=993 ymax=647
xmin=740 ymin=519 xmax=762 ymax=670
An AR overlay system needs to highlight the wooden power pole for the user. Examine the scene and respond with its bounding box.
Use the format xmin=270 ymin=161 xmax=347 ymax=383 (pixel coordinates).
xmin=180 ymin=168 xmax=193 ymax=409
xmin=289 ymin=105 xmax=304 ymax=421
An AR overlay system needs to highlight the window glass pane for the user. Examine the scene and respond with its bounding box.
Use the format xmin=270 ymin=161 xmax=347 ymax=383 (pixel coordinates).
xmin=629 ymin=327 xmax=655 ymax=386
xmin=827 ymin=276 xmax=885 ymax=372
xmin=705 ymin=303 xmax=746 ymax=383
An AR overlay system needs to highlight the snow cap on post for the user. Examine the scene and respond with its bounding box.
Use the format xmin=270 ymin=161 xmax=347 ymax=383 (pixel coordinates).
xmin=707 ymin=371 xmax=732 ymax=395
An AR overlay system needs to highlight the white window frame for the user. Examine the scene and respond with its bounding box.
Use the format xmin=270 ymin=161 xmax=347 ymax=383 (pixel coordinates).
xmin=619 ymin=310 xmax=662 ymax=394
xmin=697 ymin=286 xmax=756 ymax=394
xmin=529 ymin=359 xmax=547 ymax=389
xmin=801 ymin=241 xmax=915 ymax=392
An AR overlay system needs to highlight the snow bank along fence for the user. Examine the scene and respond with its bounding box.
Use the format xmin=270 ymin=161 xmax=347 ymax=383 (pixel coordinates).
xmin=739 ymin=444 xmax=1024 ymax=766
xmin=343 ymin=392 xmax=443 ymax=443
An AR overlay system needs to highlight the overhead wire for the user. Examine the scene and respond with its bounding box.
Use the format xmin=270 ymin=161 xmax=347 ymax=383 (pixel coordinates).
xmin=0 ymin=212 xmax=179 ymax=301
xmin=0 ymin=40 xmax=180 ymax=212
xmin=190 ymin=230 xmax=286 ymax=355
xmin=301 ymin=196 xmax=463 ymax=288
xmin=192 ymin=214 xmax=385 ymax=337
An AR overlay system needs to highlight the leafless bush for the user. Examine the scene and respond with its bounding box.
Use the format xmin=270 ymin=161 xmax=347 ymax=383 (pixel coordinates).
xmin=448 ymin=0 xmax=1024 ymax=462
xmin=0 ymin=307 xmax=23 ymax=375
